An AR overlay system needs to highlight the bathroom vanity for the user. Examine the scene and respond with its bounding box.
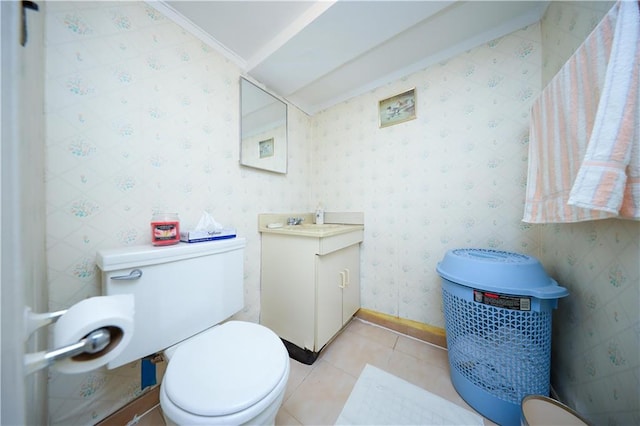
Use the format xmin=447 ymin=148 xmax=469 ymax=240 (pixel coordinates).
xmin=259 ymin=213 xmax=364 ymax=364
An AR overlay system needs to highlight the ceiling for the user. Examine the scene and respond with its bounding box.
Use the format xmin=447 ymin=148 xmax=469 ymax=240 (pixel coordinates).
xmin=156 ymin=1 xmax=548 ymax=115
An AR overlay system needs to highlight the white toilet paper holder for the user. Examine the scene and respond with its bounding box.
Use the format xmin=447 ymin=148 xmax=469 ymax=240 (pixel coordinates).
xmin=23 ymin=307 xmax=112 ymax=375
xmin=25 ymin=306 xmax=66 ymax=336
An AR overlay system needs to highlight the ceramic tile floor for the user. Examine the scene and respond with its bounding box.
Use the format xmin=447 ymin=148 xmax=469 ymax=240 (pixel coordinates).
xmin=135 ymin=318 xmax=495 ymax=425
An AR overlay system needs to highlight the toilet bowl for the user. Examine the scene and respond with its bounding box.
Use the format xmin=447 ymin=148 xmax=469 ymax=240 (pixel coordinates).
xmin=160 ymin=321 xmax=290 ymax=425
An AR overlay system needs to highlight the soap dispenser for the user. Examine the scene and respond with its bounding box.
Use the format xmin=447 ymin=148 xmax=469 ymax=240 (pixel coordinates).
xmin=315 ymin=204 xmax=324 ymax=225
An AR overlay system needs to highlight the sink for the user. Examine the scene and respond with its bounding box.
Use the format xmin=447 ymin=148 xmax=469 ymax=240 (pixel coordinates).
xmin=299 ymin=223 xmax=341 ymax=229
xmin=259 ymin=213 xmax=364 ymax=239
xmin=264 ymin=223 xmax=363 ymax=237
xmin=281 ymin=223 xmax=341 ymax=230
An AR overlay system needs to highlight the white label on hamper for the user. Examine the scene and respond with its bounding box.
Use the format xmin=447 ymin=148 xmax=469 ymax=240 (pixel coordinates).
xmin=473 ymin=290 xmax=531 ymax=311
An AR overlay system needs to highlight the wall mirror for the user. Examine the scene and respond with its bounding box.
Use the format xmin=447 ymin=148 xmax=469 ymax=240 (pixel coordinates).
xmin=240 ymin=78 xmax=288 ymax=174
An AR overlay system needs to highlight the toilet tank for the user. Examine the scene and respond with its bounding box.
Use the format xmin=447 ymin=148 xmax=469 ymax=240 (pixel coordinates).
xmin=96 ymin=238 xmax=246 ymax=368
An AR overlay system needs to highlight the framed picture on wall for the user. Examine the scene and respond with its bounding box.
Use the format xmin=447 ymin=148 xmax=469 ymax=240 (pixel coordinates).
xmin=259 ymin=138 xmax=274 ymax=158
xmin=378 ymin=88 xmax=416 ymax=128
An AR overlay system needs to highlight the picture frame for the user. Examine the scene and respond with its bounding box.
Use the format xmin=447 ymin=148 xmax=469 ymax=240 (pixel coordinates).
xmin=259 ymin=137 xmax=274 ymax=158
xmin=378 ymin=88 xmax=416 ymax=128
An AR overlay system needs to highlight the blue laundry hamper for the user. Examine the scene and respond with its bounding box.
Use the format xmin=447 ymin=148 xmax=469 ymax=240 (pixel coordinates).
xmin=437 ymin=249 xmax=568 ymax=426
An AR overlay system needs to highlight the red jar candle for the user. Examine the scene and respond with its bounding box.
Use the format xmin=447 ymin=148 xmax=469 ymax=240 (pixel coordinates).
xmin=151 ymin=213 xmax=180 ymax=246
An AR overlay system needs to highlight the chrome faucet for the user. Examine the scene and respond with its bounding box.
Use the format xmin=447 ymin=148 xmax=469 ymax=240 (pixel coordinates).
xmin=287 ymin=217 xmax=304 ymax=225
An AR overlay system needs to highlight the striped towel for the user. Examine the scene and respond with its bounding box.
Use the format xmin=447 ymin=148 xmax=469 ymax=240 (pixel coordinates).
xmin=523 ymin=1 xmax=640 ymax=223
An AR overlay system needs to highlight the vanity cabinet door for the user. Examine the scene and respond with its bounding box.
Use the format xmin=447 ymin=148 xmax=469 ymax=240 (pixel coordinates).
xmin=340 ymin=244 xmax=360 ymax=325
xmin=315 ymin=244 xmax=360 ymax=349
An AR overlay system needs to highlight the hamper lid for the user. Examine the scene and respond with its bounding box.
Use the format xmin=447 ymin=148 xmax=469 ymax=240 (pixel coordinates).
xmin=436 ymin=248 xmax=568 ymax=299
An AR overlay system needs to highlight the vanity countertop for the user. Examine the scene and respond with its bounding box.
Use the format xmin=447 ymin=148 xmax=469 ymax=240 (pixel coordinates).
xmin=258 ymin=212 xmax=364 ymax=238
xmin=260 ymin=223 xmax=364 ymax=238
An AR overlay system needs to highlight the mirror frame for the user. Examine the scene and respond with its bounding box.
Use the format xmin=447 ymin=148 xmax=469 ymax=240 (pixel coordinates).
xmin=239 ymin=77 xmax=288 ymax=174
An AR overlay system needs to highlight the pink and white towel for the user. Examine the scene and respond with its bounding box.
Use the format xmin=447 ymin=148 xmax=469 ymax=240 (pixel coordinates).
xmin=523 ymin=1 xmax=640 ymax=223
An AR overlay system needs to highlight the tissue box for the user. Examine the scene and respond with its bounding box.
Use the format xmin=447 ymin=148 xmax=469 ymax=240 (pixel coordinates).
xmin=179 ymin=228 xmax=236 ymax=243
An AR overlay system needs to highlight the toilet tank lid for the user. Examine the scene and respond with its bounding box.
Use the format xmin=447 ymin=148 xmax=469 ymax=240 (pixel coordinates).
xmin=96 ymin=238 xmax=246 ymax=271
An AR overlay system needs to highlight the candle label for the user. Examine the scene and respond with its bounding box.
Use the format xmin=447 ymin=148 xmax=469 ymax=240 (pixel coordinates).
xmin=151 ymin=219 xmax=180 ymax=245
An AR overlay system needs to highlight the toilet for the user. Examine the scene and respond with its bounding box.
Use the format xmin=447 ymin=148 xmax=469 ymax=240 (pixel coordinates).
xmin=96 ymin=238 xmax=290 ymax=425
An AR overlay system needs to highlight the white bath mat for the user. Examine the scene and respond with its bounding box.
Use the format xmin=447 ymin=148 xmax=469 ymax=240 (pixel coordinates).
xmin=336 ymin=364 xmax=484 ymax=425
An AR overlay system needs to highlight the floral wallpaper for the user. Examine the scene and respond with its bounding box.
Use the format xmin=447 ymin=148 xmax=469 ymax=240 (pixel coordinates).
xmin=311 ymin=24 xmax=542 ymax=326
xmin=43 ymin=1 xmax=636 ymax=425
xmin=538 ymin=2 xmax=639 ymax=425
xmin=44 ymin=2 xmax=311 ymax=423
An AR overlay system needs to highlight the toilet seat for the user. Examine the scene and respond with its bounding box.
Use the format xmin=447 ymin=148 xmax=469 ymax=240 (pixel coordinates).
xmin=161 ymin=321 xmax=289 ymax=424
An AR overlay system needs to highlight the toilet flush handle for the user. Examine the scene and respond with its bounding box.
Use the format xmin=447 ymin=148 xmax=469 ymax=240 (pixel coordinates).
xmin=111 ymin=269 xmax=143 ymax=281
